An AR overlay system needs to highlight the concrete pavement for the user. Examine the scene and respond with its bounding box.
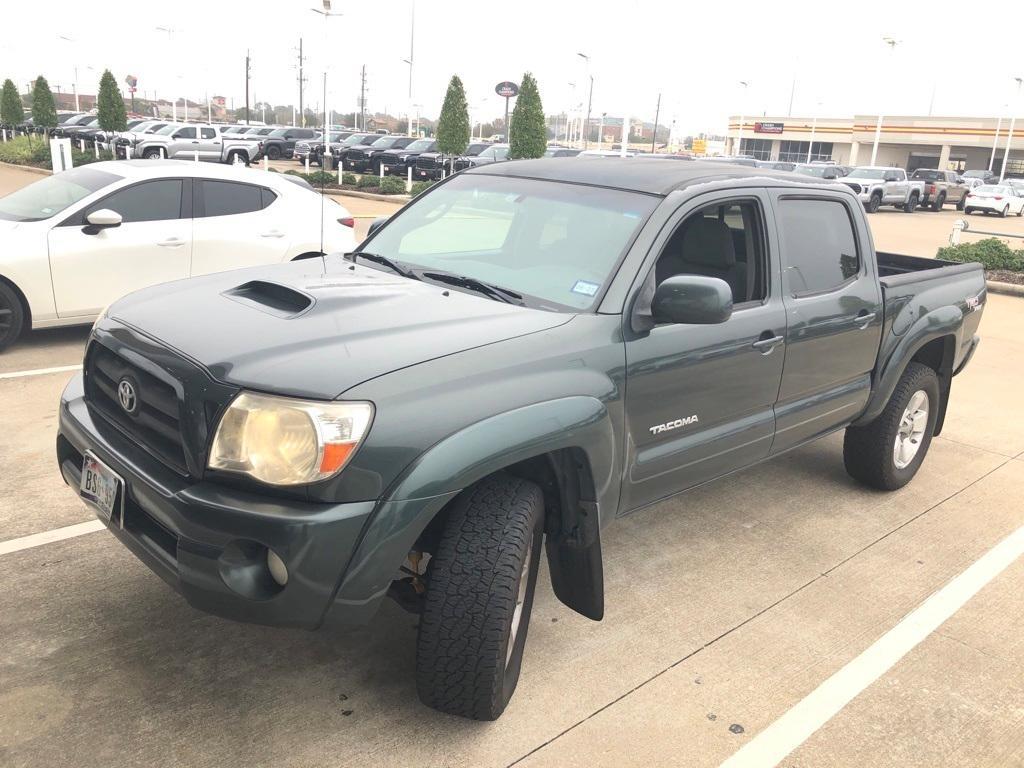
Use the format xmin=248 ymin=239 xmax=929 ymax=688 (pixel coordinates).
xmin=1 ymin=162 xmax=1023 ymax=768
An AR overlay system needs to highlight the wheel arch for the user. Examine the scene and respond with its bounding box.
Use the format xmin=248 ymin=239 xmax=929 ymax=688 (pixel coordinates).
xmin=324 ymin=396 xmax=617 ymax=626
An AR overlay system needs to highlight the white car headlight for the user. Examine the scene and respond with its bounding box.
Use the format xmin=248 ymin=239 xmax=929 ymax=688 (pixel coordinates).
xmin=208 ymin=392 xmax=373 ymax=486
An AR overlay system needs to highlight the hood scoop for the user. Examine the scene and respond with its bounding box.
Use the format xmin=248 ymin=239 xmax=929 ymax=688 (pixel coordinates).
xmin=223 ymin=280 xmax=314 ymax=318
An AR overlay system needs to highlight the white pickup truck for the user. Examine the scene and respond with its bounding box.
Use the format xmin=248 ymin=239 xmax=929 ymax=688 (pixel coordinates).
xmin=841 ymin=166 xmax=926 ymax=213
xmin=129 ymin=124 xmax=262 ymax=165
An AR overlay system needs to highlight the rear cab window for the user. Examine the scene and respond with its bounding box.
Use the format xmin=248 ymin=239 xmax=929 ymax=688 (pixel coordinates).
xmin=777 ymin=198 xmax=860 ymax=296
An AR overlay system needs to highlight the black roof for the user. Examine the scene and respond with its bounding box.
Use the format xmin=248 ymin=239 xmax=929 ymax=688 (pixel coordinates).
xmin=470 ymin=157 xmax=818 ymax=196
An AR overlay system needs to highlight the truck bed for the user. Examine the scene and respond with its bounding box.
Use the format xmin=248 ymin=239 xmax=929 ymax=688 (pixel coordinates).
xmin=876 ymin=252 xmax=981 ymax=287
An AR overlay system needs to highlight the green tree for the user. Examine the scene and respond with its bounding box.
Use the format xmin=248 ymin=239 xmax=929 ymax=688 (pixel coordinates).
xmin=1 ymin=79 xmax=23 ymax=126
xmin=30 ymin=76 xmax=57 ymax=133
xmin=96 ymin=70 xmax=127 ymax=132
xmin=509 ymin=72 xmax=546 ymax=159
xmin=436 ymin=75 xmax=469 ymax=158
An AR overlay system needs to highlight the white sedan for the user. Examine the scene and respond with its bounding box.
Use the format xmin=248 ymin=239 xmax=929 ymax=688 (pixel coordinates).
xmin=0 ymin=160 xmax=356 ymax=350
xmin=963 ymin=184 xmax=1024 ymax=217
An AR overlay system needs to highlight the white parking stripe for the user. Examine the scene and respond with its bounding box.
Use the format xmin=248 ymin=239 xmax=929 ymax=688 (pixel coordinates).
xmin=719 ymin=522 xmax=1024 ymax=768
xmin=0 ymin=364 xmax=82 ymax=380
xmin=0 ymin=520 xmax=105 ymax=556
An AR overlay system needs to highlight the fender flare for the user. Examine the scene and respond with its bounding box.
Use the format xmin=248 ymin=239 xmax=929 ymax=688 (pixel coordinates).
xmin=323 ymin=396 xmax=618 ymax=626
xmin=853 ymin=305 xmax=962 ymax=427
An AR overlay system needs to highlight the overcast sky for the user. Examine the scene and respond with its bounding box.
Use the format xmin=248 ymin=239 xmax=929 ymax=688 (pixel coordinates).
xmin=3 ymin=0 xmax=1021 ymax=133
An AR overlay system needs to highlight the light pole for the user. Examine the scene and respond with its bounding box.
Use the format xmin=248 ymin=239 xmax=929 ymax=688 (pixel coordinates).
xmin=598 ymin=112 xmax=605 ymax=151
xmin=566 ymin=81 xmax=576 ymax=145
xmin=58 ymin=36 xmax=79 ymax=112
xmin=989 ymin=113 xmax=1004 ymax=173
xmin=806 ymin=99 xmax=822 ymax=163
xmin=736 ymin=80 xmax=749 ymax=157
xmin=998 ymin=76 xmax=1023 ymax=182
xmin=870 ymin=36 xmax=900 ymax=166
xmin=311 ymin=1 xmax=343 ymax=164
xmin=401 ymin=0 xmax=415 ymax=135
xmin=577 ymin=53 xmax=592 ymax=149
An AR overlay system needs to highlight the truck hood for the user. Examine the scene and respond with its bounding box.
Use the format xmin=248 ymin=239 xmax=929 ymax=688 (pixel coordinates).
xmin=106 ymin=258 xmax=573 ymax=400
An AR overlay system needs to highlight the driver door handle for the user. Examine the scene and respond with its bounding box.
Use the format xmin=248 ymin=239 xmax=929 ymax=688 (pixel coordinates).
xmin=856 ymin=311 xmax=877 ymax=329
xmin=158 ymin=237 xmax=185 ymax=248
xmin=259 ymin=230 xmax=285 ymax=238
xmin=752 ymin=334 xmax=785 ymax=354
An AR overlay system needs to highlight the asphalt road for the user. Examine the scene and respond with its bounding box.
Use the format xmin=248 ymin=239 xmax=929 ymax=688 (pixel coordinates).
xmin=1 ymin=162 xmax=1023 ymax=767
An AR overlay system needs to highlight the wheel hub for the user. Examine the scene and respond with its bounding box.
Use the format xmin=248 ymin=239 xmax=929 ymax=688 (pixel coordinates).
xmin=893 ymin=389 xmax=929 ymax=469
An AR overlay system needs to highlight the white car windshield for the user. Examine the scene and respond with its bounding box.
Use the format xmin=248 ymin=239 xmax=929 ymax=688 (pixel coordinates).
xmin=847 ymin=168 xmax=887 ymax=180
xmin=0 ymin=167 xmax=121 ymax=222
xmin=362 ymin=174 xmax=658 ymax=311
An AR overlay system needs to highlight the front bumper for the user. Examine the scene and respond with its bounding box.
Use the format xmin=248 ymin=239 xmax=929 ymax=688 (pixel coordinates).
xmin=57 ymin=374 xmax=375 ymax=630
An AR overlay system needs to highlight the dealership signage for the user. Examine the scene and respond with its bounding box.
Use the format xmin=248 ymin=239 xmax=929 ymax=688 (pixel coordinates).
xmin=494 ymin=81 xmax=519 ymax=99
xmin=753 ymin=121 xmax=784 ymax=134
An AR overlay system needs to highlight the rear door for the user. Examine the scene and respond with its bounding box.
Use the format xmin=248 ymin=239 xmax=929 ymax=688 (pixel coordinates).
xmin=190 ymin=179 xmax=291 ymax=275
xmin=621 ymin=189 xmax=786 ymax=512
xmin=198 ymin=126 xmax=221 ymax=161
xmin=769 ymin=191 xmax=883 ymax=453
xmin=48 ymin=178 xmax=191 ymax=318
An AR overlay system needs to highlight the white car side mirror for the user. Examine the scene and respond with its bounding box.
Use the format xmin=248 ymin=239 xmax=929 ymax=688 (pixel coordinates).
xmin=86 ymin=209 xmax=123 ymax=229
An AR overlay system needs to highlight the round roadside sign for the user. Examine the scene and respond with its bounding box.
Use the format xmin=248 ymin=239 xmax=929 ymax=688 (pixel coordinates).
xmin=495 ymin=81 xmax=519 ymax=98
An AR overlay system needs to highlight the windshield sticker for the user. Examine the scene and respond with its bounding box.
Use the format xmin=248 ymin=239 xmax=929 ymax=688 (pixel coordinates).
xmin=571 ymin=280 xmax=600 ymax=297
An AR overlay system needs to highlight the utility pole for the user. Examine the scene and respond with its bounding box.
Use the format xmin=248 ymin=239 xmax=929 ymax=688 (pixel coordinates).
xmin=359 ymin=64 xmax=367 ymax=131
xmin=651 ymin=92 xmax=661 ymax=153
xmin=298 ymin=38 xmax=305 ymax=127
xmin=244 ymin=50 xmax=251 ymax=125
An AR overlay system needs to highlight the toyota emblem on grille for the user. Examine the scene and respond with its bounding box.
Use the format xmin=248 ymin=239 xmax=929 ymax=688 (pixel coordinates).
xmin=117 ymin=379 xmax=138 ymax=414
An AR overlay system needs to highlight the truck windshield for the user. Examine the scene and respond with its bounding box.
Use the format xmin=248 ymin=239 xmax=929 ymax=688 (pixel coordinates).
xmin=404 ymin=139 xmax=434 ymax=152
xmin=847 ymin=168 xmax=887 ymax=180
xmin=364 ymin=175 xmax=658 ymax=311
xmin=0 ymin=167 xmax=121 ymax=222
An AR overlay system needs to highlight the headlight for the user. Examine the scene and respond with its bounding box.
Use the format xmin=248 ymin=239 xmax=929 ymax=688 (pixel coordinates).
xmin=208 ymin=392 xmax=373 ymax=486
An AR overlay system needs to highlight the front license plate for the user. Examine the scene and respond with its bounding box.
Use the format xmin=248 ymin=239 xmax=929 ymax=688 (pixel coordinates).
xmin=80 ymin=452 xmax=124 ymax=526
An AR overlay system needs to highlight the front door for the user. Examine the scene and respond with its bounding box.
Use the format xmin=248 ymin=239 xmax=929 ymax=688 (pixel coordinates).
xmin=769 ymin=192 xmax=883 ymax=453
xmin=167 ymin=126 xmax=198 ymax=159
xmin=621 ymin=191 xmax=786 ymax=513
xmin=48 ymin=178 xmax=191 ymax=319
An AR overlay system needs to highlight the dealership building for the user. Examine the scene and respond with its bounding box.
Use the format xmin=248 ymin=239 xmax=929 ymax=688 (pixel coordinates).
xmin=725 ymin=115 xmax=1024 ymax=175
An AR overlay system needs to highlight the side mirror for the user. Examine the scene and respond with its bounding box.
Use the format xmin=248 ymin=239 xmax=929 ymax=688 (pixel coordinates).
xmin=652 ymin=275 xmax=733 ymax=325
xmin=84 ymin=209 xmax=122 ymax=234
xmin=367 ymin=217 xmax=388 ymax=238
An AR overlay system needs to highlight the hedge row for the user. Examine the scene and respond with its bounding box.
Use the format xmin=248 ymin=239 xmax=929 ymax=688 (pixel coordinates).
xmin=936 ymin=238 xmax=1024 ymax=272
xmin=0 ymin=134 xmax=113 ymax=168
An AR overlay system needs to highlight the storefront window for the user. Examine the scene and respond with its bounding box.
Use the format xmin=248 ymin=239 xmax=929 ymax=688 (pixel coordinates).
xmin=778 ymin=141 xmax=833 ymax=163
xmin=739 ymin=138 xmax=772 ymax=160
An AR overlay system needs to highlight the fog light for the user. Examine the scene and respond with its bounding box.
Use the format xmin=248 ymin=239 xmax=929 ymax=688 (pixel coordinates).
xmin=266 ymin=549 xmax=289 ymax=586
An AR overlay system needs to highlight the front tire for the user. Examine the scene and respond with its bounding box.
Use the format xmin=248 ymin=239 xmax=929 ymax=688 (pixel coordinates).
xmin=0 ymin=282 xmax=26 ymax=352
xmin=843 ymin=362 xmax=940 ymax=490
xmin=867 ymin=193 xmax=882 ymax=213
xmin=416 ymin=474 xmax=544 ymax=720
xmin=142 ymin=148 xmax=162 ymax=159
xmin=266 ymin=145 xmax=281 ymax=161
xmin=904 ymin=193 xmax=919 ymax=213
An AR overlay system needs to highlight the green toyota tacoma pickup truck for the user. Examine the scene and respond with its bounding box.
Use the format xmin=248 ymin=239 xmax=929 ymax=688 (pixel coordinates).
xmin=57 ymin=160 xmax=986 ymax=720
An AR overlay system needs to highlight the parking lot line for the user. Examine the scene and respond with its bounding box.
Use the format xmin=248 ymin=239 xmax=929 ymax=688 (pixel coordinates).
xmin=0 ymin=520 xmax=104 ymax=556
xmin=0 ymin=364 xmax=82 ymax=380
xmin=718 ymin=521 xmax=1024 ymax=768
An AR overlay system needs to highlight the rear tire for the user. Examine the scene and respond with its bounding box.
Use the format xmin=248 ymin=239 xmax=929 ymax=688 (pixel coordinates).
xmin=931 ymin=192 xmax=946 ymax=211
xmin=227 ymin=150 xmax=247 ymax=166
xmin=1000 ymin=205 xmax=1009 ymax=218
xmin=0 ymin=281 xmax=26 ymax=352
xmin=956 ymin=195 xmax=967 ymax=211
xmin=843 ymin=362 xmax=940 ymax=491
xmin=416 ymin=474 xmax=544 ymax=720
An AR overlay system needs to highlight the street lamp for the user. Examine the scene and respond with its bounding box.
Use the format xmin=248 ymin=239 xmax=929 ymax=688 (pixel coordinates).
xmin=155 ymin=26 xmax=181 ymax=122
xmin=311 ymin=2 xmax=343 ymax=164
xmin=998 ymin=77 xmax=1023 ymax=182
xmin=806 ymin=99 xmax=822 ymax=163
xmin=577 ymin=52 xmax=593 ymax=149
xmin=736 ymin=80 xmax=749 ymax=157
xmin=401 ymin=0 xmax=415 ymax=136
xmin=57 ymin=36 xmax=79 ymax=113
xmin=870 ymin=36 xmax=901 ymax=166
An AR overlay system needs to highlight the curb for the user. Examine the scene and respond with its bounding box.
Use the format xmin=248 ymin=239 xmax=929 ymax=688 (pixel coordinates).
xmin=324 ymin=189 xmax=411 ymax=203
xmin=0 ymin=160 xmax=51 ymax=176
xmin=986 ymin=279 xmax=1024 ymax=298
